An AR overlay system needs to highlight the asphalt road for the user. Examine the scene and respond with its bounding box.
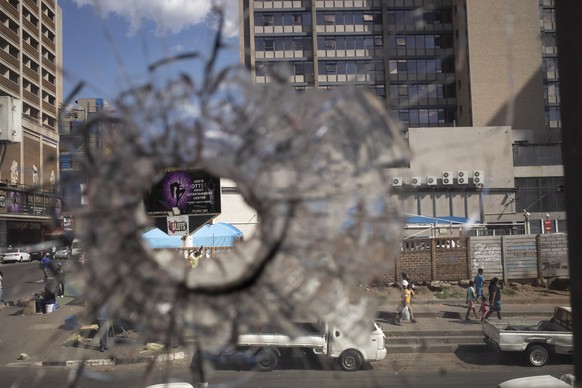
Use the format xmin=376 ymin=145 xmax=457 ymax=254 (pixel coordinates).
xmin=1 ymin=259 xmax=81 ymax=302
xmin=0 ymin=353 xmax=573 ymax=388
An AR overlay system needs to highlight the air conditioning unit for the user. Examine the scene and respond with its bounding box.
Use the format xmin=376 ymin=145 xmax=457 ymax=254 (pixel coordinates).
xmin=473 ymin=170 xmax=485 ymax=185
xmin=411 ymin=176 xmax=422 ymax=186
xmin=392 ymin=177 xmax=403 ymax=187
xmin=426 ymin=176 xmax=437 ymax=186
xmin=0 ymin=96 xmax=22 ymax=143
xmin=442 ymin=171 xmax=453 ymax=185
xmin=457 ymin=171 xmax=468 ymax=184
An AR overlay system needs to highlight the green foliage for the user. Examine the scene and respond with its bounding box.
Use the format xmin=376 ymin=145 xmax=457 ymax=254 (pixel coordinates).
xmin=502 ymin=287 xmax=517 ymax=296
xmin=434 ymin=288 xmax=464 ymax=299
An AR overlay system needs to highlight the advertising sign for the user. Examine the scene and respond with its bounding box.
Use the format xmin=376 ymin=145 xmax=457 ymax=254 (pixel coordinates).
xmin=144 ymin=169 xmax=221 ymax=217
xmin=167 ymin=215 xmax=189 ymax=236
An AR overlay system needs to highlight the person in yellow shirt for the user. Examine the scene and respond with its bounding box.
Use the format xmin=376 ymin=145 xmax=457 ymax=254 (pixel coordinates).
xmin=396 ymin=283 xmax=417 ymax=323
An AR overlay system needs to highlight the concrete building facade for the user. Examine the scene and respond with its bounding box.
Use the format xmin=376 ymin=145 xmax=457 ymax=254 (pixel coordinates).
xmin=238 ymin=0 xmax=565 ymax=237
xmin=0 ymin=0 xmax=62 ymax=247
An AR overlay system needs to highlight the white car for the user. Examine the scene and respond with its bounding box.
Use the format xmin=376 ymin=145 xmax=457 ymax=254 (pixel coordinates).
xmin=1 ymin=247 xmax=32 ymax=263
xmin=497 ymin=374 xmax=575 ymax=388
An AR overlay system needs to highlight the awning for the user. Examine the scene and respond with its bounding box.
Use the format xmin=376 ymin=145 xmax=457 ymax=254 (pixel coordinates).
xmin=405 ymin=215 xmax=478 ymax=225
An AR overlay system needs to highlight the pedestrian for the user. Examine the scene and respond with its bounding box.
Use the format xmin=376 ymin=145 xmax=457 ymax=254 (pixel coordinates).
xmin=474 ymin=268 xmax=485 ymax=301
xmin=96 ymin=305 xmax=111 ymax=352
xmin=485 ymin=277 xmax=502 ymax=320
xmin=34 ymin=278 xmax=57 ymax=314
xmin=55 ymin=262 xmax=65 ymax=297
xmin=0 ymin=270 xmax=4 ymax=305
xmin=396 ymin=283 xmax=417 ymax=323
xmin=400 ymin=272 xmax=409 ymax=290
xmin=39 ymin=252 xmax=51 ymax=279
xmin=479 ymin=297 xmax=490 ymax=322
xmin=465 ymin=280 xmax=479 ymax=320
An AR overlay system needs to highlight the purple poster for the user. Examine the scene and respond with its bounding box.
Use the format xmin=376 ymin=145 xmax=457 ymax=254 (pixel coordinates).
xmin=144 ymin=169 xmax=221 ymax=216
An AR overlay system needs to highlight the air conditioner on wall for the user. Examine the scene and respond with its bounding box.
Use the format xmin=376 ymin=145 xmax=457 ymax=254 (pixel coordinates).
xmin=411 ymin=176 xmax=422 ymax=186
xmin=426 ymin=176 xmax=437 ymax=186
xmin=457 ymin=171 xmax=468 ymax=184
xmin=442 ymin=171 xmax=453 ymax=185
xmin=473 ymin=170 xmax=485 ymax=185
xmin=392 ymin=177 xmax=403 ymax=187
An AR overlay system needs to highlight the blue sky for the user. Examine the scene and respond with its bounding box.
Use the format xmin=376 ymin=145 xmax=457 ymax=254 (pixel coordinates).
xmin=60 ymin=0 xmax=240 ymax=102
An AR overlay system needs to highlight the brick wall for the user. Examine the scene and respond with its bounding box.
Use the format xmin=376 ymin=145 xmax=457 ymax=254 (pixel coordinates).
xmin=393 ymin=234 xmax=570 ymax=284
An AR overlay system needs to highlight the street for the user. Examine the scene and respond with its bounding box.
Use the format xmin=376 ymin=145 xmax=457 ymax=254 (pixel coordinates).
xmin=1 ymin=260 xmax=81 ymax=302
xmin=0 ymin=261 xmax=574 ymax=387
xmin=0 ymin=352 xmax=573 ymax=388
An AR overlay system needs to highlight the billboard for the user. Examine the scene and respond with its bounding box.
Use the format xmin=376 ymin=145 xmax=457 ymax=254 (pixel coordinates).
xmin=144 ymin=169 xmax=221 ymax=217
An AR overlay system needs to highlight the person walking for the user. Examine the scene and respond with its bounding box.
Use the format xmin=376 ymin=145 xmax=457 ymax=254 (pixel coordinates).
xmin=96 ymin=305 xmax=111 ymax=352
xmin=465 ymin=280 xmax=479 ymax=320
xmin=0 ymin=270 xmax=4 ymax=306
xmin=479 ymin=297 xmax=490 ymax=322
xmin=474 ymin=268 xmax=485 ymax=301
xmin=485 ymin=277 xmax=502 ymax=320
xmin=400 ymin=272 xmax=409 ymax=290
xmin=55 ymin=262 xmax=65 ymax=297
xmin=396 ymin=283 xmax=417 ymax=324
xmin=40 ymin=252 xmax=51 ymax=279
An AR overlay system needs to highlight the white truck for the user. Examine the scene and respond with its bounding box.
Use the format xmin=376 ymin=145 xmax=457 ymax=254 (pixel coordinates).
xmin=214 ymin=320 xmax=386 ymax=372
xmin=482 ymin=306 xmax=573 ymax=367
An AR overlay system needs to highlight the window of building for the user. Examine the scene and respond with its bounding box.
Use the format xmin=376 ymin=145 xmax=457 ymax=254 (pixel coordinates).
xmin=0 ymin=63 xmax=19 ymax=83
xmin=543 ymin=9 xmax=556 ymax=30
xmin=325 ymin=39 xmax=336 ymax=49
xmin=264 ymin=39 xmax=274 ymax=51
xmin=324 ymin=14 xmax=335 ymax=25
xmin=397 ymin=60 xmax=407 ymax=73
xmin=43 ymin=91 xmax=56 ymax=105
xmin=292 ymin=38 xmax=304 ymax=50
xmin=23 ymin=55 xmax=40 ymax=72
xmin=23 ymin=7 xmax=39 ymax=27
xmin=293 ymin=14 xmax=302 ymax=25
xmin=0 ymin=37 xmax=19 ymax=58
xmin=544 ymin=57 xmax=559 ymax=79
xmin=42 ymin=68 xmax=55 ymax=84
xmin=23 ymin=31 xmax=39 ymax=50
xmin=1 ymin=10 xmax=19 ymax=34
xmin=42 ymin=47 xmax=56 ymax=63
xmin=326 ymin=62 xmax=337 ymax=74
xmin=42 ymin=25 xmax=56 ymax=42
xmin=515 ymin=177 xmax=565 ymax=213
xmin=293 ymin=63 xmax=304 ymax=76
xmin=42 ymin=4 xmax=55 ymax=21
xmin=363 ymin=13 xmax=374 ymax=22
xmin=263 ymin=14 xmax=273 ymax=26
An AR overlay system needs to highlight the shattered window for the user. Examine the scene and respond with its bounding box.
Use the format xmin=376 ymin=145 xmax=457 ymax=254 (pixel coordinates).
xmin=0 ymin=1 xmax=577 ymax=388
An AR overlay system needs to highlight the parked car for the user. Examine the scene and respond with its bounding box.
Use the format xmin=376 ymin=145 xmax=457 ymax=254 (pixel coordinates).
xmin=497 ymin=374 xmax=574 ymax=387
xmin=54 ymin=246 xmax=71 ymax=260
xmin=483 ymin=306 xmax=573 ymax=367
xmin=1 ymin=247 xmax=32 ymax=263
xmin=71 ymin=238 xmax=83 ymax=259
xmin=29 ymin=248 xmax=54 ymax=261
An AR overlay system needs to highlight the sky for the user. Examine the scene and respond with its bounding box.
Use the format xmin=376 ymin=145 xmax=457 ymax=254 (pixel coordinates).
xmin=60 ymin=0 xmax=241 ymax=103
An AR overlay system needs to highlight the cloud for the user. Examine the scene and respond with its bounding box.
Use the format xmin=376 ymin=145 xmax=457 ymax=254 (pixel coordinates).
xmin=73 ymin=0 xmax=239 ymax=37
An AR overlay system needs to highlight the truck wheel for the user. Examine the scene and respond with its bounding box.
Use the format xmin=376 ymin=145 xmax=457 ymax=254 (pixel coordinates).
xmin=255 ymin=349 xmax=278 ymax=371
xmin=338 ymin=349 xmax=363 ymax=371
xmin=527 ymin=345 xmax=549 ymax=367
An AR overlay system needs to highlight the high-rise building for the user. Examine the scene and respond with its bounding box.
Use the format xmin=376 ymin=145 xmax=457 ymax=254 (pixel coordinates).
xmin=239 ymin=0 xmax=565 ymax=234
xmin=0 ymin=0 xmax=63 ymax=246
xmin=58 ymin=98 xmax=111 ymax=234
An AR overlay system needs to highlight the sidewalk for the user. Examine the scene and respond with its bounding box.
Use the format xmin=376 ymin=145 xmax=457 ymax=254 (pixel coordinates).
xmin=0 ymin=293 xmax=571 ymax=367
xmin=0 ymin=296 xmax=186 ymax=368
